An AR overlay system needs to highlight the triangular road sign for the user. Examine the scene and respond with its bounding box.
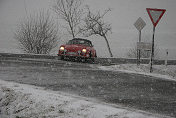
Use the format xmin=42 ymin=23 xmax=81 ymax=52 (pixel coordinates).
xmin=146 ymin=8 xmax=166 ymax=27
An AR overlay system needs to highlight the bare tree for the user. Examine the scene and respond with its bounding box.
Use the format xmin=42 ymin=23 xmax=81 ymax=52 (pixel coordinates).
xmin=14 ymin=11 xmax=58 ymax=54
xmin=80 ymin=7 xmax=113 ymax=57
xmin=52 ymin=0 xmax=83 ymax=38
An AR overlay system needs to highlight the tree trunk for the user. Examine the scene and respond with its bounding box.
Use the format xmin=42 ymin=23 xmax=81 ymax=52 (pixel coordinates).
xmin=103 ymin=35 xmax=113 ymax=57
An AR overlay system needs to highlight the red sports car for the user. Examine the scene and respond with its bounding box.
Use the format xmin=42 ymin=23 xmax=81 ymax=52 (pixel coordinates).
xmin=58 ymin=38 xmax=97 ymax=62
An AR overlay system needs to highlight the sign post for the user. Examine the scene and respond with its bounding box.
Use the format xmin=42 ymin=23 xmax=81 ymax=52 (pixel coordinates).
xmin=134 ymin=17 xmax=146 ymax=65
xmin=165 ymin=49 xmax=168 ymax=66
xmin=146 ymin=8 xmax=166 ymax=72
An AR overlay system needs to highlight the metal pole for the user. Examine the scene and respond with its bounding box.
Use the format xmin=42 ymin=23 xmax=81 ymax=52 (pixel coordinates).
xmin=165 ymin=49 xmax=168 ymax=66
xmin=150 ymin=26 xmax=155 ymax=73
xmin=137 ymin=48 xmax=139 ymax=65
xmin=137 ymin=30 xmax=142 ymax=66
xmin=139 ymin=30 xmax=141 ymax=65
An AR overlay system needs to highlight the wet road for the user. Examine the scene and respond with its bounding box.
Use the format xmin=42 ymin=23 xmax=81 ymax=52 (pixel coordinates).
xmin=0 ymin=59 xmax=176 ymax=117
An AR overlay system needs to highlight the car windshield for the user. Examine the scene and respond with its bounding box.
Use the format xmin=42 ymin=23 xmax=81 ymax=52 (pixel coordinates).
xmin=67 ymin=39 xmax=92 ymax=47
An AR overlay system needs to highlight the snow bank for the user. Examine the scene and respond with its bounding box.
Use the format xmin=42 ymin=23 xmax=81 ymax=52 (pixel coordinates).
xmin=0 ymin=80 xmax=169 ymax=118
xmin=99 ymin=64 xmax=176 ymax=81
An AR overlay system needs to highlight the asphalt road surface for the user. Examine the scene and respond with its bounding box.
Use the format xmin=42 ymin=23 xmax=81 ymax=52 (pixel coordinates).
xmin=0 ymin=58 xmax=176 ymax=117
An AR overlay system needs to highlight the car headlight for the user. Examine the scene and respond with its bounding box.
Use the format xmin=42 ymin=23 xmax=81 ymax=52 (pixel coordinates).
xmin=60 ymin=47 xmax=64 ymax=51
xmin=82 ymin=49 xmax=87 ymax=53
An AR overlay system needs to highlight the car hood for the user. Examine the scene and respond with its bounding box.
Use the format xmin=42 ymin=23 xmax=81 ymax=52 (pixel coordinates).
xmin=63 ymin=44 xmax=88 ymax=51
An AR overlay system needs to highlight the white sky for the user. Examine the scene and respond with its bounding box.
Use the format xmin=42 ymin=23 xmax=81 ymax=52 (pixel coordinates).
xmin=0 ymin=0 xmax=176 ymax=58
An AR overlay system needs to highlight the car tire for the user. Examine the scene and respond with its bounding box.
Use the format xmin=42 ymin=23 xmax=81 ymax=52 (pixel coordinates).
xmin=89 ymin=51 xmax=95 ymax=63
xmin=89 ymin=51 xmax=92 ymax=58
xmin=60 ymin=56 xmax=64 ymax=60
xmin=91 ymin=58 xmax=95 ymax=63
xmin=95 ymin=53 xmax=97 ymax=57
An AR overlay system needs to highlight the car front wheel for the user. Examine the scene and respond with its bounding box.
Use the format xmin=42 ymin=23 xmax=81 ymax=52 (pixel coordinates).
xmin=60 ymin=55 xmax=64 ymax=60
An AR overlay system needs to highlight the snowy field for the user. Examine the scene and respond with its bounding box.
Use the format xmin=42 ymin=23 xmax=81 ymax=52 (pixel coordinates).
xmin=99 ymin=64 xmax=176 ymax=82
xmin=0 ymin=79 xmax=170 ymax=118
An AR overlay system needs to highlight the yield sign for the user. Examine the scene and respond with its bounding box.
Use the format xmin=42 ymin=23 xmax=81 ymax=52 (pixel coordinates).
xmin=146 ymin=8 xmax=166 ymax=27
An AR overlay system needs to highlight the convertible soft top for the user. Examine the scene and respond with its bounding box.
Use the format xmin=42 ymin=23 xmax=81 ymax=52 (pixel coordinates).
xmin=71 ymin=38 xmax=92 ymax=44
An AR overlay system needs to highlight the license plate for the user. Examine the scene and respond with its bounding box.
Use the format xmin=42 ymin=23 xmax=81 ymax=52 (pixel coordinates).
xmin=67 ymin=52 xmax=76 ymax=55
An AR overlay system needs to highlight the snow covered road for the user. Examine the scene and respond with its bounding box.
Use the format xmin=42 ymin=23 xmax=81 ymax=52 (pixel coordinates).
xmin=0 ymin=59 xmax=176 ymax=117
xmin=0 ymin=80 xmax=170 ymax=118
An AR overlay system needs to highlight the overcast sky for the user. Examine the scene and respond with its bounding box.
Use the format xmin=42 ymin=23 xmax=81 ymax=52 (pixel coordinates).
xmin=0 ymin=0 xmax=176 ymax=58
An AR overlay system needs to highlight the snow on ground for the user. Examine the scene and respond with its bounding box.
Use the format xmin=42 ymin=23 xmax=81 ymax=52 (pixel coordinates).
xmin=98 ymin=64 xmax=176 ymax=81
xmin=0 ymin=79 xmax=170 ymax=118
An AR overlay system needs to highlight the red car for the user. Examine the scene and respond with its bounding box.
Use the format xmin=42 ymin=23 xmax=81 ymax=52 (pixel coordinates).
xmin=58 ymin=38 xmax=97 ymax=62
